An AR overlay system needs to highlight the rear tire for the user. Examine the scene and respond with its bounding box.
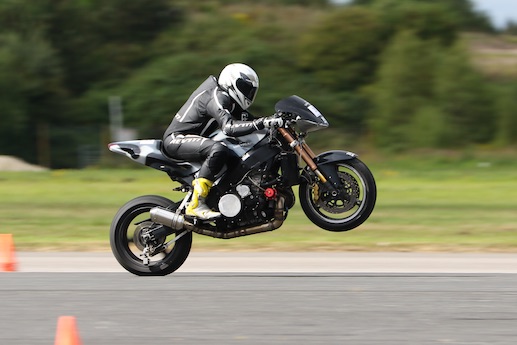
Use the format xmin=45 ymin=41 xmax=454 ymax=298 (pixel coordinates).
xmin=299 ymin=158 xmax=376 ymax=232
xmin=110 ymin=195 xmax=192 ymax=276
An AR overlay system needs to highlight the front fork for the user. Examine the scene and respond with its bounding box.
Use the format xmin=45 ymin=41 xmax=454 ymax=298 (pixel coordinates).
xmin=277 ymin=128 xmax=328 ymax=183
xmin=277 ymin=128 xmax=342 ymax=200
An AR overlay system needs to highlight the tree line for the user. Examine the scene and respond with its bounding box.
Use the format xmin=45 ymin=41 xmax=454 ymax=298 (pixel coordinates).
xmin=0 ymin=0 xmax=516 ymax=168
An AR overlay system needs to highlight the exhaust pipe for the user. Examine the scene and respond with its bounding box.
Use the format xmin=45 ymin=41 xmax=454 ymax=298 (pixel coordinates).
xmin=194 ymin=197 xmax=286 ymax=239
xmin=150 ymin=208 xmax=189 ymax=231
xmin=149 ymin=197 xmax=286 ymax=239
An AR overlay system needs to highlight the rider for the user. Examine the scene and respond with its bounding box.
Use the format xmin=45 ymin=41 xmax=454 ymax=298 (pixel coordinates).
xmin=163 ymin=63 xmax=282 ymax=220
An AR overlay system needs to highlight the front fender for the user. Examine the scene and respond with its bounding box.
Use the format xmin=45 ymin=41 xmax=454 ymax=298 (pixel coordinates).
xmin=302 ymin=150 xmax=357 ymax=186
xmin=313 ymin=150 xmax=357 ymax=166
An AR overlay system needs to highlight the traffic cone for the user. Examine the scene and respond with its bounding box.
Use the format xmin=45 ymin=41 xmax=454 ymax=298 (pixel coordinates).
xmin=0 ymin=233 xmax=17 ymax=272
xmin=54 ymin=316 xmax=83 ymax=345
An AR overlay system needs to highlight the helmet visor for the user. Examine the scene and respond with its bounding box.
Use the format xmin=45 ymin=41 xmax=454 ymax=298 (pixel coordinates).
xmin=236 ymin=78 xmax=257 ymax=102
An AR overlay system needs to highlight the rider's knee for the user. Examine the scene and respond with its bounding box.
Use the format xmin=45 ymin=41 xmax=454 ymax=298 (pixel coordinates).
xmin=210 ymin=142 xmax=229 ymax=160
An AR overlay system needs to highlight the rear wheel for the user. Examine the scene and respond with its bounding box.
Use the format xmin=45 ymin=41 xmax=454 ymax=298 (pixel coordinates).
xmin=110 ymin=195 xmax=192 ymax=276
xmin=299 ymin=158 xmax=376 ymax=232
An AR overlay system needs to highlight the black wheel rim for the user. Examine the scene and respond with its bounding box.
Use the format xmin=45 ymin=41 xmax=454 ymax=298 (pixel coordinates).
xmin=117 ymin=204 xmax=177 ymax=267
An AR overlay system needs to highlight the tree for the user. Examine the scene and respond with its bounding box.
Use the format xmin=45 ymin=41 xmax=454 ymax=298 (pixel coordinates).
xmin=41 ymin=0 xmax=183 ymax=96
xmin=298 ymin=6 xmax=385 ymax=90
xmin=350 ymin=0 xmax=493 ymax=32
xmin=495 ymin=83 xmax=517 ymax=145
xmin=0 ymin=35 xmax=28 ymax=143
xmin=366 ymin=30 xmax=437 ymax=150
xmin=433 ymin=43 xmax=496 ymax=146
xmin=350 ymin=0 xmax=460 ymax=46
xmin=408 ymin=105 xmax=448 ymax=148
xmin=0 ymin=32 xmax=65 ymax=164
xmin=502 ymin=20 xmax=517 ymax=35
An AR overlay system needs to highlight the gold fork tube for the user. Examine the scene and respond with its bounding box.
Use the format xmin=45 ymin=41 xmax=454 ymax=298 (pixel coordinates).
xmin=277 ymin=128 xmax=328 ymax=183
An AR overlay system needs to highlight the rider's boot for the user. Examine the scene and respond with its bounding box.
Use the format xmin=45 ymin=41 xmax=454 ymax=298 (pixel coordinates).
xmin=185 ymin=178 xmax=221 ymax=220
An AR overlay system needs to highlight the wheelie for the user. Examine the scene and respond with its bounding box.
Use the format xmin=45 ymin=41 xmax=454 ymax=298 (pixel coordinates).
xmin=108 ymin=64 xmax=376 ymax=275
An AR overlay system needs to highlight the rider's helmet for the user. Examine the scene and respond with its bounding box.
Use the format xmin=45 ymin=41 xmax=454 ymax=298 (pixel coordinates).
xmin=218 ymin=63 xmax=259 ymax=110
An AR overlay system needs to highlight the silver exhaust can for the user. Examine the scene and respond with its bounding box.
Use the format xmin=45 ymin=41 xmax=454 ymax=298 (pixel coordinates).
xmin=149 ymin=207 xmax=185 ymax=230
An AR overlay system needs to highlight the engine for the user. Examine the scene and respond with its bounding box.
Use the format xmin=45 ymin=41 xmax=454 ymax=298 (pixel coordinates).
xmin=217 ymin=173 xmax=279 ymax=230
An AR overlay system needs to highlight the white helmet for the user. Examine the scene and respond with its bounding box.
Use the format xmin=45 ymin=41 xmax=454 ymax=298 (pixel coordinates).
xmin=218 ymin=63 xmax=259 ymax=110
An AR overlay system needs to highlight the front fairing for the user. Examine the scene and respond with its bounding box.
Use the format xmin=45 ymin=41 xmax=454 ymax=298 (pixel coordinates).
xmin=275 ymin=95 xmax=329 ymax=132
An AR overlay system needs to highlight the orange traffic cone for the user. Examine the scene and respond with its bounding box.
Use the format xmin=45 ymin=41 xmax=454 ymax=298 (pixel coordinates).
xmin=54 ymin=316 xmax=83 ymax=345
xmin=0 ymin=233 xmax=17 ymax=272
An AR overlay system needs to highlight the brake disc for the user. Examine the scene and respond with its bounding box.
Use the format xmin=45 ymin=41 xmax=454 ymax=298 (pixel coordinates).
xmin=316 ymin=171 xmax=360 ymax=213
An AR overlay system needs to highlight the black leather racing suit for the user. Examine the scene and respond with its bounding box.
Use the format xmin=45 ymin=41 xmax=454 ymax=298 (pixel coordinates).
xmin=163 ymin=76 xmax=264 ymax=181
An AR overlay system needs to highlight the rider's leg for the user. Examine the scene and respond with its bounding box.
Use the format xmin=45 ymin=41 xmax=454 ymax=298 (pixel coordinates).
xmin=186 ymin=142 xmax=228 ymax=219
xmin=164 ymin=135 xmax=227 ymax=219
xmin=185 ymin=178 xmax=220 ymax=219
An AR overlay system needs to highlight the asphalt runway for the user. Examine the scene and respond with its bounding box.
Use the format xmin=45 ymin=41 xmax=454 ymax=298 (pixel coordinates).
xmin=13 ymin=251 xmax=517 ymax=273
xmin=1 ymin=253 xmax=517 ymax=344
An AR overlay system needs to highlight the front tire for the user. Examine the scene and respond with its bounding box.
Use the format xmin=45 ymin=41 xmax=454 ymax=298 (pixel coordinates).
xmin=299 ymin=158 xmax=376 ymax=232
xmin=110 ymin=195 xmax=192 ymax=276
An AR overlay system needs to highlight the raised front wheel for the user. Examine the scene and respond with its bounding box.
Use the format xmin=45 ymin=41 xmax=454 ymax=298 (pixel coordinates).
xmin=299 ymin=158 xmax=376 ymax=232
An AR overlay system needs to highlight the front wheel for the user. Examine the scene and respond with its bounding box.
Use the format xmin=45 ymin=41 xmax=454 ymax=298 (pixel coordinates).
xmin=299 ymin=158 xmax=376 ymax=232
xmin=110 ymin=195 xmax=192 ymax=276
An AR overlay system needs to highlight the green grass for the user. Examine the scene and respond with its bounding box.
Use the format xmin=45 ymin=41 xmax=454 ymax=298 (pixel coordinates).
xmin=1 ymin=158 xmax=516 ymax=252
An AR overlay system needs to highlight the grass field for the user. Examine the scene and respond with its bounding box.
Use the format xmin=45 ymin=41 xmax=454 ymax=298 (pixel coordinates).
xmin=1 ymin=156 xmax=516 ymax=252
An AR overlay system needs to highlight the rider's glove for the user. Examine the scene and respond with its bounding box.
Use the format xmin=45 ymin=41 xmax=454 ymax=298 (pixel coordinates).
xmin=252 ymin=118 xmax=265 ymax=130
xmin=263 ymin=116 xmax=284 ymax=129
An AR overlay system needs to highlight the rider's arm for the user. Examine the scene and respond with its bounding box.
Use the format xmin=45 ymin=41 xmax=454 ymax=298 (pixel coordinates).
xmin=240 ymin=110 xmax=256 ymax=121
xmin=207 ymin=90 xmax=264 ymax=137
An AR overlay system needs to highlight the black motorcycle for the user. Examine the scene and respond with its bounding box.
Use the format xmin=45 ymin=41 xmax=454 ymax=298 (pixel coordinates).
xmin=108 ymin=95 xmax=376 ymax=275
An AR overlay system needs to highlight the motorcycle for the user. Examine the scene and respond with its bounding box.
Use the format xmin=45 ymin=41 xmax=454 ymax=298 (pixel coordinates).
xmin=108 ymin=95 xmax=376 ymax=276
